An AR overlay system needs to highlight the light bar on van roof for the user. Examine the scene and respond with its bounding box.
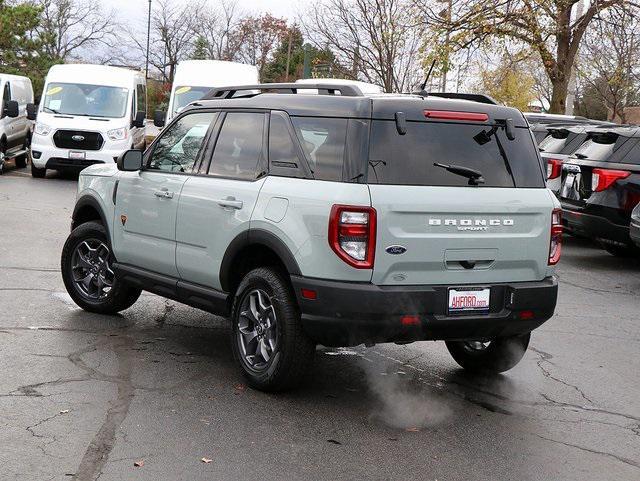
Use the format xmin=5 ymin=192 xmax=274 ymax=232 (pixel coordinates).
xmin=424 ymin=110 xmax=489 ymax=122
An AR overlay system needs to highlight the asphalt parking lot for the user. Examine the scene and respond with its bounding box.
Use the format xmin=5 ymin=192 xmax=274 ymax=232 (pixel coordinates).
xmin=1 ymin=164 xmax=639 ymax=481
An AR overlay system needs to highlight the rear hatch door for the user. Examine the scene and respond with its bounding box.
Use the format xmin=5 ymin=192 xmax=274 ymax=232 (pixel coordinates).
xmin=367 ymin=116 xmax=553 ymax=286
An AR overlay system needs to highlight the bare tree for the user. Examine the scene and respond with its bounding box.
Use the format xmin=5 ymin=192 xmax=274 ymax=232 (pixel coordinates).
xmin=36 ymin=0 xmax=119 ymax=61
xmin=303 ymin=0 xmax=424 ymax=93
xmin=578 ymin=6 xmax=640 ymax=123
xmin=235 ymin=14 xmax=289 ymax=79
xmin=418 ymin=0 xmax=627 ymax=113
xmin=193 ymin=0 xmax=247 ymax=61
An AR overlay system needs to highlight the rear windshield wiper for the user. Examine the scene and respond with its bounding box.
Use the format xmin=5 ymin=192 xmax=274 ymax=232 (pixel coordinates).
xmin=433 ymin=162 xmax=485 ymax=186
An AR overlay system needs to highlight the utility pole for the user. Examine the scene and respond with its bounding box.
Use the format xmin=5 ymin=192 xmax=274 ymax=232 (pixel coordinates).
xmin=145 ymin=0 xmax=152 ymax=80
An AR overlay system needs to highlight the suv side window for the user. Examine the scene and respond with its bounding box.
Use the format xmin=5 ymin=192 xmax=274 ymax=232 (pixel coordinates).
xmin=208 ymin=112 xmax=265 ymax=180
xmin=291 ymin=117 xmax=347 ymax=182
xmin=268 ymin=112 xmax=307 ymax=177
xmin=147 ymin=112 xmax=216 ymax=173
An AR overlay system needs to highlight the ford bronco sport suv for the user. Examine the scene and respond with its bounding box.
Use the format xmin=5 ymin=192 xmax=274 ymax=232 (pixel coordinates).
xmin=61 ymin=83 xmax=560 ymax=391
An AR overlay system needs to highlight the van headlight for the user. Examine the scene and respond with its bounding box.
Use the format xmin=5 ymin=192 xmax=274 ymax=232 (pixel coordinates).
xmin=34 ymin=122 xmax=52 ymax=136
xmin=107 ymin=127 xmax=128 ymax=141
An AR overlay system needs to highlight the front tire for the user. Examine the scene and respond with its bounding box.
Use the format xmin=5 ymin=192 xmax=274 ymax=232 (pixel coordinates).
xmin=230 ymin=267 xmax=315 ymax=392
xmin=61 ymin=221 xmax=141 ymax=314
xmin=31 ymin=163 xmax=46 ymax=178
xmin=445 ymin=333 xmax=531 ymax=373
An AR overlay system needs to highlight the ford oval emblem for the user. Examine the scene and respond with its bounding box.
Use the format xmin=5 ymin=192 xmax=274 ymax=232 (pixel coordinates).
xmin=385 ymin=245 xmax=407 ymax=255
xmin=72 ymin=135 xmax=85 ymax=142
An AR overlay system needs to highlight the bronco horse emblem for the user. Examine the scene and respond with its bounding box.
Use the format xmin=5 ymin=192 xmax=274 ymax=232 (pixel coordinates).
xmin=120 ymin=214 xmax=127 ymax=226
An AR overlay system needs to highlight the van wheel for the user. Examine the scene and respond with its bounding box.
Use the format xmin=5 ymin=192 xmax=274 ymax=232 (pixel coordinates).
xmin=31 ymin=163 xmax=46 ymax=178
xmin=445 ymin=333 xmax=530 ymax=373
xmin=61 ymin=221 xmax=141 ymax=314
xmin=230 ymin=267 xmax=315 ymax=392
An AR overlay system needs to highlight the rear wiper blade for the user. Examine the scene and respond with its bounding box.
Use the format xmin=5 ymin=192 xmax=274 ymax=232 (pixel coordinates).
xmin=575 ymin=153 xmax=588 ymax=159
xmin=433 ymin=162 xmax=485 ymax=186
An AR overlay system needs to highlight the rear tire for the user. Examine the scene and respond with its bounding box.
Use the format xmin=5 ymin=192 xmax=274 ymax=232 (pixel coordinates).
xmin=61 ymin=221 xmax=141 ymax=314
xmin=445 ymin=333 xmax=531 ymax=373
xmin=602 ymin=243 xmax=640 ymax=257
xmin=230 ymin=267 xmax=315 ymax=392
xmin=31 ymin=163 xmax=46 ymax=178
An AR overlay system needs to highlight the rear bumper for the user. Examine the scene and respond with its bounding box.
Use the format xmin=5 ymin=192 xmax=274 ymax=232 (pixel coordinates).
xmin=291 ymin=275 xmax=558 ymax=347
xmin=562 ymin=204 xmax=630 ymax=245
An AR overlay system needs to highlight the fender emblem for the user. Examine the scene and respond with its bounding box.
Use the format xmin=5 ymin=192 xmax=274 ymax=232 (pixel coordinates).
xmin=120 ymin=214 xmax=127 ymax=226
xmin=385 ymin=245 xmax=407 ymax=255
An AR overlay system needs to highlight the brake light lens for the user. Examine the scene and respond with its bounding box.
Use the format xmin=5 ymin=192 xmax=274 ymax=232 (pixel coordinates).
xmin=329 ymin=205 xmax=376 ymax=268
xmin=546 ymin=158 xmax=562 ymax=180
xmin=424 ymin=110 xmax=488 ymax=122
xmin=549 ymin=209 xmax=562 ymax=265
xmin=591 ymin=168 xmax=630 ymax=192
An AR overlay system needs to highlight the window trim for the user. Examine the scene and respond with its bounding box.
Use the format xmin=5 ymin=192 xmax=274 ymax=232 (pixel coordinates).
xmin=142 ymin=109 xmax=220 ymax=176
xmin=267 ymin=110 xmax=314 ymax=179
xmin=201 ymin=109 xmax=269 ymax=182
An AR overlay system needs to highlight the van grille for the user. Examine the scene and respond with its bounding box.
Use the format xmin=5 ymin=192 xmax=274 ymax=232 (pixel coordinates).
xmin=53 ymin=130 xmax=104 ymax=151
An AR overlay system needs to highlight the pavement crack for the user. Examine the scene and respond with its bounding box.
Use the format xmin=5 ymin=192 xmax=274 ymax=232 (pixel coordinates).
xmin=529 ymin=347 xmax=594 ymax=405
xmin=533 ymin=433 xmax=640 ymax=470
xmin=540 ymin=393 xmax=640 ymax=423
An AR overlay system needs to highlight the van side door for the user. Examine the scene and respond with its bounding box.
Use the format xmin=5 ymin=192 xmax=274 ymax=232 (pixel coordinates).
xmin=175 ymin=111 xmax=268 ymax=290
xmin=113 ymin=111 xmax=218 ymax=277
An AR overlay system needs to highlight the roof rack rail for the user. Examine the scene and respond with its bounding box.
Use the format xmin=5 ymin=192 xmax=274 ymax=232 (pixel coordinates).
xmin=414 ymin=91 xmax=498 ymax=105
xmin=203 ymin=83 xmax=364 ymax=100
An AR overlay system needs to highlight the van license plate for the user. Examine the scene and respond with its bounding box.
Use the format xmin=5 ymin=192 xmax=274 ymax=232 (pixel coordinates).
xmin=448 ymin=287 xmax=490 ymax=313
xmin=69 ymin=151 xmax=85 ymax=160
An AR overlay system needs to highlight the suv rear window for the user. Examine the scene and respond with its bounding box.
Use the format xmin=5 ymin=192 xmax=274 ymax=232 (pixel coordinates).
xmin=367 ymin=121 xmax=545 ymax=188
xmin=573 ymin=132 xmax=632 ymax=162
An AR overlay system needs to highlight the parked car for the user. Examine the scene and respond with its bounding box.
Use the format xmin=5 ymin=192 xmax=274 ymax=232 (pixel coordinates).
xmin=524 ymin=112 xmax=593 ymax=125
xmin=630 ymin=202 xmax=640 ymax=248
xmin=0 ymin=73 xmax=34 ymax=174
xmin=60 ymin=83 xmax=560 ymax=391
xmin=154 ymin=60 xmax=259 ymax=128
xmin=29 ymin=64 xmax=147 ymax=178
xmin=560 ymin=126 xmax=640 ymax=256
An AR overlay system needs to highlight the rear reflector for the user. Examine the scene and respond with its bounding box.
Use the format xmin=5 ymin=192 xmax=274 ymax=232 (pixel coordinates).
xmin=329 ymin=205 xmax=376 ymax=269
xmin=546 ymin=158 xmax=562 ymax=180
xmin=400 ymin=315 xmax=420 ymax=326
xmin=591 ymin=168 xmax=630 ymax=192
xmin=301 ymin=289 xmax=317 ymax=300
xmin=549 ymin=209 xmax=562 ymax=265
xmin=519 ymin=310 xmax=535 ymax=320
xmin=424 ymin=110 xmax=489 ymax=122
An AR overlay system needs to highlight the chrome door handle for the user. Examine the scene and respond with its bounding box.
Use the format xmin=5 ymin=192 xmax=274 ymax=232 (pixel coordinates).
xmin=216 ymin=197 xmax=243 ymax=209
xmin=154 ymin=190 xmax=174 ymax=199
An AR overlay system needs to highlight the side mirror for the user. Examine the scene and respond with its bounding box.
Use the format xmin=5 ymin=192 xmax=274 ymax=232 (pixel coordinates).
xmin=132 ymin=110 xmax=145 ymax=128
xmin=26 ymin=103 xmax=38 ymax=121
xmin=3 ymin=100 xmax=19 ymax=118
xmin=153 ymin=110 xmax=166 ymax=128
xmin=117 ymin=149 xmax=143 ymax=171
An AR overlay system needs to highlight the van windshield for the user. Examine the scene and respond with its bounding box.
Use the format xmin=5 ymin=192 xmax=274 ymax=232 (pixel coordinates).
xmin=42 ymin=82 xmax=129 ymax=118
xmin=173 ymin=86 xmax=211 ymax=114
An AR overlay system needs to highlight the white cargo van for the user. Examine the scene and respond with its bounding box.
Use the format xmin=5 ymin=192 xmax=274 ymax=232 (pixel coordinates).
xmin=0 ymin=74 xmax=34 ymax=174
xmin=29 ymin=64 xmax=146 ymax=178
xmin=295 ymin=78 xmax=384 ymax=94
xmin=154 ymin=60 xmax=259 ymax=127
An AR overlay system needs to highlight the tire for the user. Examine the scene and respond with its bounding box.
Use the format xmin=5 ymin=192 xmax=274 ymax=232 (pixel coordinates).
xmin=602 ymin=243 xmax=640 ymax=257
xmin=61 ymin=221 xmax=141 ymax=314
xmin=230 ymin=267 xmax=315 ymax=392
xmin=445 ymin=333 xmax=531 ymax=373
xmin=14 ymin=136 xmax=30 ymax=169
xmin=0 ymin=141 xmax=5 ymax=175
xmin=31 ymin=162 xmax=46 ymax=178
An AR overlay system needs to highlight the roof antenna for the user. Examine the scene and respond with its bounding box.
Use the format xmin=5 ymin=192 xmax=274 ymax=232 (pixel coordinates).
xmin=420 ymin=59 xmax=437 ymax=92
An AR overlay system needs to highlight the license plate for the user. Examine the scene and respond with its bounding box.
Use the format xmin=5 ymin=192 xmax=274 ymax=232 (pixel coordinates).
xmin=448 ymin=287 xmax=490 ymax=313
xmin=69 ymin=151 xmax=86 ymax=160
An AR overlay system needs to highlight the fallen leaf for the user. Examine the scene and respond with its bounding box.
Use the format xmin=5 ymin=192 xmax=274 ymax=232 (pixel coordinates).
xmin=234 ymin=384 xmax=245 ymax=391
xmin=405 ymin=427 xmax=420 ymax=432
xmin=59 ymin=409 xmax=70 ymax=414
xmin=201 ymin=457 xmax=212 ymax=464
xmin=134 ymin=460 xmax=144 ymax=467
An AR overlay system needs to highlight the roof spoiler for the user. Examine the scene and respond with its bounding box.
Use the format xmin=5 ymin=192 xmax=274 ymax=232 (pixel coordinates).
xmin=414 ymin=91 xmax=498 ymax=105
xmin=203 ymin=83 xmax=364 ymax=100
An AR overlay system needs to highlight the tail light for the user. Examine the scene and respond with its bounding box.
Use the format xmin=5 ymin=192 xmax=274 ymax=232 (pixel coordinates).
xmin=546 ymin=158 xmax=562 ymax=180
xmin=329 ymin=205 xmax=376 ymax=268
xmin=424 ymin=110 xmax=488 ymax=122
xmin=591 ymin=168 xmax=630 ymax=192
xmin=549 ymin=209 xmax=562 ymax=265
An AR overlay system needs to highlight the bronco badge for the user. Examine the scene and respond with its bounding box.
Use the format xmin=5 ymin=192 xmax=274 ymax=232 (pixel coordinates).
xmin=120 ymin=214 xmax=127 ymax=226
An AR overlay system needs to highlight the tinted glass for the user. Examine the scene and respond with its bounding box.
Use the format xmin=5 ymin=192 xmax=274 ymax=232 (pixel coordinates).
xmin=368 ymin=121 xmax=545 ymax=188
xmin=42 ymin=82 xmax=129 ymax=118
xmin=292 ymin=117 xmax=347 ymax=181
xmin=269 ymin=114 xmax=300 ymax=169
xmin=533 ymin=130 xmax=549 ymax=143
xmin=148 ymin=112 xmax=216 ymax=173
xmin=539 ymin=130 xmax=570 ymax=154
xmin=572 ymin=133 xmax=632 ymax=162
xmin=209 ymin=113 xmax=265 ymax=180
xmin=619 ymin=139 xmax=640 ymax=165
xmin=3 ymin=82 xmax=11 ymax=102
